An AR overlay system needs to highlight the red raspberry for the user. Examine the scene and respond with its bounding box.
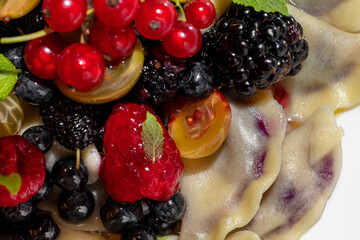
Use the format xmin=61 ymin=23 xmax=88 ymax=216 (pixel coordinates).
xmin=101 ymin=103 xmax=183 ymax=202
xmin=0 ymin=135 xmax=46 ymax=207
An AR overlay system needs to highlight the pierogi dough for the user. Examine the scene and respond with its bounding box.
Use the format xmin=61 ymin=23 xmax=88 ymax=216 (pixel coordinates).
xmin=272 ymin=5 xmax=360 ymax=125
xmin=179 ymin=91 xmax=286 ymax=240
xmin=288 ymin=0 xmax=360 ymax=32
xmin=241 ymin=105 xmax=343 ymax=240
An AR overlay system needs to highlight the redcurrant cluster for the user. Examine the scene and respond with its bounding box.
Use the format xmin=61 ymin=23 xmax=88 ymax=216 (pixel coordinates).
xmin=23 ymin=0 xmax=216 ymax=92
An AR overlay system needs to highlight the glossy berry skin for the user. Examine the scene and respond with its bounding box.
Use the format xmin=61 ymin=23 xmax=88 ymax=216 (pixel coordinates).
xmin=31 ymin=171 xmax=53 ymax=202
xmin=163 ymin=21 xmax=203 ymax=58
xmin=153 ymin=192 xmax=186 ymax=223
xmin=14 ymin=72 xmax=55 ymax=105
xmin=24 ymin=33 xmax=68 ymax=79
xmin=57 ymin=43 xmax=106 ymax=91
xmin=135 ymin=0 xmax=177 ymax=40
xmin=146 ymin=215 xmax=177 ymax=235
xmin=121 ymin=224 xmax=156 ymax=240
xmin=0 ymin=136 xmax=46 ymax=207
xmin=42 ymin=0 xmax=87 ymax=33
xmin=51 ymin=156 xmax=88 ymax=191
xmin=0 ymin=201 xmax=36 ymax=223
xmin=180 ymin=63 xmax=215 ymax=100
xmin=93 ymin=0 xmax=141 ymax=29
xmin=26 ymin=214 xmax=60 ymax=240
xmin=101 ymin=103 xmax=183 ymax=202
xmin=89 ymin=20 xmax=137 ymax=61
xmin=185 ymin=0 xmax=216 ymax=29
xmin=58 ymin=189 xmax=95 ymax=223
xmin=100 ymin=198 xmax=151 ymax=233
xmin=22 ymin=125 xmax=53 ymax=153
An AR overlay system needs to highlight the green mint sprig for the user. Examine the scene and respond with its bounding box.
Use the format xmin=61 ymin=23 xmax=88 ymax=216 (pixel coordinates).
xmin=232 ymin=0 xmax=289 ymax=16
xmin=0 ymin=54 xmax=21 ymax=100
xmin=141 ymin=111 xmax=165 ymax=163
xmin=0 ymin=173 xmax=22 ymax=196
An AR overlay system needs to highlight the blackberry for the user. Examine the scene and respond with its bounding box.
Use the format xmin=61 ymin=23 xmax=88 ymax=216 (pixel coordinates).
xmin=132 ymin=45 xmax=190 ymax=109
xmin=195 ymin=4 xmax=309 ymax=97
xmin=39 ymin=91 xmax=106 ymax=150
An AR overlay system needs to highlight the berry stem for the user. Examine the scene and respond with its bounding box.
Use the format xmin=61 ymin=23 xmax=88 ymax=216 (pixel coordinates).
xmin=76 ymin=148 xmax=81 ymax=170
xmin=172 ymin=0 xmax=186 ymax=22
xmin=0 ymin=27 xmax=55 ymax=44
xmin=0 ymin=8 xmax=95 ymax=44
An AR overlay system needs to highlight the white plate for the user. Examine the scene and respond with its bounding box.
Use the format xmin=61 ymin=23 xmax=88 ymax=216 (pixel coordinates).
xmin=302 ymin=104 xmax=360 ymax=239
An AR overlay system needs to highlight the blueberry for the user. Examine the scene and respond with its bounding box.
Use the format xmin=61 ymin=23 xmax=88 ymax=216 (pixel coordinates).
xmin=0 ymin=201 xmax=36 ymax=223
xmin=22 ymin=125 xmax=53 ymax=153
xmin=58 ymin=189 xmax=95 ymax=224
xmin=180 ymin=63 xmax=215 ymax=100
xmin=121 ymin=224 xmax=156 ymax=240
xmin=14 ymin=72 xmax=55 ymax=105
xmin=31 ymin=171 xmax=53 ymax=202
xmin=51 ymin=156 xmax=88 ymax=191
xmin=25 ymin=214 xmax=60 ymax=240
xmin=146 ymin=215 xmax=177 ymax=236
xmin=153 ymin=192 xmax=186 ymax=223
xmin=100 ymin=198 xmax=151 ymax=234
xmin=2 ymin=43 xmax=27 ymax=70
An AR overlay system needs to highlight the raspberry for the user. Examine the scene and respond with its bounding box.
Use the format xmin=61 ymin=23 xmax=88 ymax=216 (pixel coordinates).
xmin=0 ymin=135 xmax=46 ymax=207
xmin=101 ymin=103 xmax=183 ymax=202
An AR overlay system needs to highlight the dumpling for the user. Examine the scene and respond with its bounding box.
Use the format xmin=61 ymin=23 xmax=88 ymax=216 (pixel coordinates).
xmin=179 ymin=91 xmax=286 ymax=240
xmin=272 ymin=5 xmax=360 ymax=126
xmin=288 ymin=0 xmax=360 ymax=32
xmin=239 ymin=105 xmax=343 ymax=240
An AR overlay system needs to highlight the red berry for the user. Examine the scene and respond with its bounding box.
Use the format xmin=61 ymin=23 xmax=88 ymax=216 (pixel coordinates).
xmin=135 ymin=0 xmax=177 ymax=40
xmin=0 ymin=135 xmax=46 ymax=207
xmin=185 ymin=0 xmax=216 ymax=29
xmin=42 ymin=0 xmax=87 ymax=33
xmin=93 ymin=0 xmax=141 ymax=29
xmin=101 ymin=103 xmax=183 ymax=202
xmin=57 ymin=43 xmax=106 ymax=91
xmin=89 ymin=20 xmax=137 ymax=61
xmin=24 ymin=33 xmax=68 ymax=80
xmin=163 ymin=21 xmax=203 ymax=58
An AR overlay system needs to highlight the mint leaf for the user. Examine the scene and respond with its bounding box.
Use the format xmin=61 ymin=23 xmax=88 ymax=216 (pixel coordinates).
xmin=0 ymin=54 xmax=21 ymax=100
xmin=0 ymin=173 xmax=22 ymax=196
xmin=232 ymin=0 xmax=289 ymax=16
xmin=157 ymin=237 xmax=167 ymax=240
xmin=141 ymin=111 xmax=165 ymax=163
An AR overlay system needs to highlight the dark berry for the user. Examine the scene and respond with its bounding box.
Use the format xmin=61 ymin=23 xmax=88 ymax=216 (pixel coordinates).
xmin=194 ymin=5 xmax=308 ymax=98
xmin=132 ymin=45 xmax=190 ymax=109
xmin=40 ymin=91 xmax=104 ymax=150
xmin=179 ymin=63 xmax=215 ymax=100
xmin=153 ymin=192 xmax=186 ymax=223
xmin=25 ymin=214 xmax=60 ymax=240
xmin=58 ymin=189 xmax=95 ymax=224
xmin=146 ymin=215 xmax=177 ymax=236
xmin=0 ymin=201 xmax=36 ymax=223
xmin=15 ymin=3 xmax=46 ymax=34
xmin=22 ymin=125 xmax=53 ymax=153
xmin=121 ymin=224 xmax=156 ymax=240
xmin=51 ymin=156 xmax=88 ymax=191
xmin=14 ymin=72 xmax=55 ymax=105
xmin=100 ymin=198 xmax=151 ymax=234
xmin=31 ymin=171 xmax=53 ymax=202
xmin=2 ymin=43 xmax=27 ymax=70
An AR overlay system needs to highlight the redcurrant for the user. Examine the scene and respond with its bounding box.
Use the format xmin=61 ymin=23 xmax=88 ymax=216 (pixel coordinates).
xmin=24 ymin=33 xmax=68 ymax=80
xmin=163 ymin=21 xmax=203 ymax=58
xmin=42 ymin=0 xmax=87 ymax=33
xmin=185 ymin=0 xmax=216 ymax=29
xmin=93 ymin=0 xmax=141 ymax=29
xmin=89 ymin=20 xmax=137 ymax=61
xmin=135 ymin=0 xmax=177 ymax=40
xmin=57 ymin=43 xmax=106 ymax=91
